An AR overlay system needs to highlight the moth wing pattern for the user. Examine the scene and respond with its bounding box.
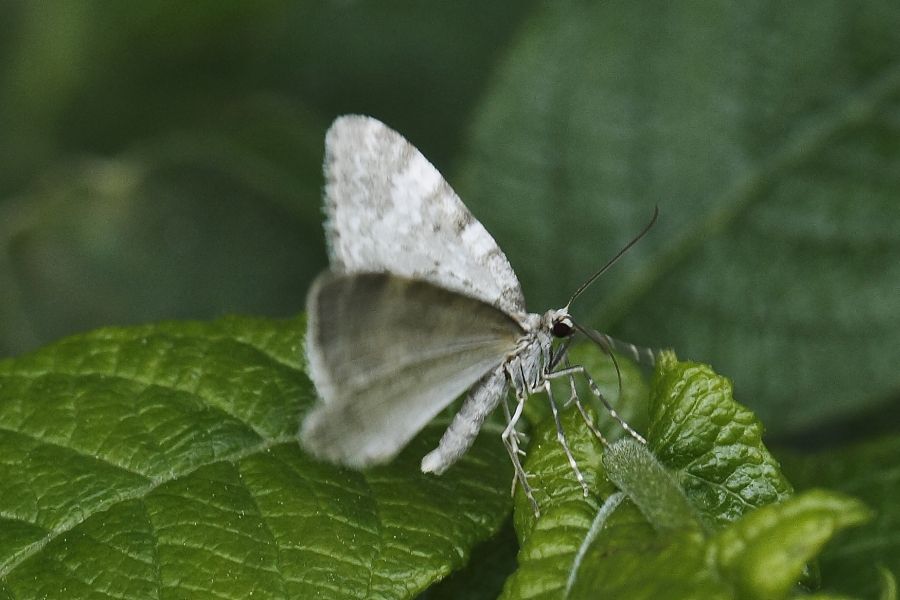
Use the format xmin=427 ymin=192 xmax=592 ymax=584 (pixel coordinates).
xmin=323 ymin=115 xmax=526 ymax=318
xmin=301 ymin=272 xmax=523 ymax=467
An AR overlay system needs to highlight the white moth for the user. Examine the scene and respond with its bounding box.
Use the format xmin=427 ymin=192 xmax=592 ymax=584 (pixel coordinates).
xmin=301 ymin=115 xmax=654 ymax=515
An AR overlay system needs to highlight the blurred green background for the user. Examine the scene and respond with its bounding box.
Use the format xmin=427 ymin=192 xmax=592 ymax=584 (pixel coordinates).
xmin=0 ymin=0 xmax=536 ymax=353
xmin=1 ymin=2 xmax=898 ymax=449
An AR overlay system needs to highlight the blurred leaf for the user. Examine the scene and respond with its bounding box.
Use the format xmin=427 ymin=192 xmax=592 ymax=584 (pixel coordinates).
xmin=459 ymin=0 xmax=900 ymax=436
xmin=0 ymin=316 xmax=510 ymax=598
xmin=0 ymin=0 xmax=536 ymax=181
xmin=567 ymin=490 xmax=868 ymax=600
xmin=0 ymin=102 xmax=327 ymax=357
xmin=713 ymin=490 xmax=871 ymax=600
xmin=0 ymin=3 xmax=93 ymax=193
xmin=878 ymin=567 xmax=898 ymax=600
xmin=782 ymin=434 xmax=900 ymax=599
xmin=268 ymin=0 xmax=539 ymax=169
xmin=0 ymin=1 xmax=539 ymax=357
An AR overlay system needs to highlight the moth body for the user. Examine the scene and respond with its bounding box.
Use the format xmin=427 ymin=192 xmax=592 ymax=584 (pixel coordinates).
xmin=420 ymin=307 xmax=569 ymax=476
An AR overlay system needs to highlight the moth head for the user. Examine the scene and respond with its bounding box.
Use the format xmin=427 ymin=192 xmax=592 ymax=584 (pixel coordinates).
xmin=544 ymin=309 xmax=574 ymax=339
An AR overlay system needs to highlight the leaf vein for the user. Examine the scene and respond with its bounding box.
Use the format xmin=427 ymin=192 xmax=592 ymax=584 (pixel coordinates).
xmin=0 ymin=436 xmax=294 ymax=579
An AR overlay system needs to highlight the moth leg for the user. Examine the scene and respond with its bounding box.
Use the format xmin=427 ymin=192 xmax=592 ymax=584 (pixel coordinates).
xmin=501 ymin=392 xmax=540 ymax=517
xmin=562 ymin=367 xmax=577 ymax=408
xmin=500 ymin=397 xmax=520 ymax=496
xmin=548 ymin=365 xmax=646 ymax=445
xmin=562 ymin=358 xmax=609 ymax=446
xmin=500 ymin=397 xmax=527 ymax=452
xmin=543 ymin=380 xmax=590 ymax=497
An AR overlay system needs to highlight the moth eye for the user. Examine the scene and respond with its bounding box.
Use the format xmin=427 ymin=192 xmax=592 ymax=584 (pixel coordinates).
xmin=552 ymin=320 xmax=573 ymax=338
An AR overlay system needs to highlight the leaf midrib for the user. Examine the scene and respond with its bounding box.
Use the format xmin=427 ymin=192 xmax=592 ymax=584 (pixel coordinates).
xmin=600 ymin=59 xmax=900 ymax=329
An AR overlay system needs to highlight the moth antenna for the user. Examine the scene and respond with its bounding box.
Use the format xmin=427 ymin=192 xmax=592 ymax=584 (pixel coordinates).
xmin=566 ymin=205 xmax=659 ymax=310
xmin=573 ymin=322 xmax=624 ymax=398
xmin=574 ymin=325 xmax=658 ymax=367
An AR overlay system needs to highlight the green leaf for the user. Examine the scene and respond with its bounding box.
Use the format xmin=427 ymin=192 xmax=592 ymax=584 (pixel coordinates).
xmin=500 ymin=401 xmax=612 ymax=599
xmin=568 ymin=489 xmax=868 ymax=600
xmin=878 ymin=567 xmax=898 ymax=600
xmin=458 ymin=0 xmax=900 ymax=436
xmin=781 ymin=434 xmax=900 ymax=599
xmin=567 ymin=501 xmax=732 ymax=600
xmin=603 ymin=439 xmax=702 ymax=533
xmin=502 ymin=351 xmax=858 ymax=599
xmin=0 ymin=316 xmax=511 ymax=598
xmin=648 ymin=352 xmax=793 ymax=529
xmin=713 ymin=490 xmax=871 ymax=600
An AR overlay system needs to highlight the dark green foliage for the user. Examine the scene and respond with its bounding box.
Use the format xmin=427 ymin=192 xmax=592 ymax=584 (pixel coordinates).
xmin=1 ymin=2 xmax=897 ymax=598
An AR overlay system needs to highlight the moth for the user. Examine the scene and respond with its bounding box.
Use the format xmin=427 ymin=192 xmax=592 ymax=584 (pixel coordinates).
xmin=300 ymin=115 xmax=655 ymax=515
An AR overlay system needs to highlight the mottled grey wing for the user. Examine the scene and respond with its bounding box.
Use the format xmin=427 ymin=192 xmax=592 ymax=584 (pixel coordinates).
xmin=301 ymin=272 xmax=522 ymax=468
xmin=322 ymin=115 xmax=527 ymax=317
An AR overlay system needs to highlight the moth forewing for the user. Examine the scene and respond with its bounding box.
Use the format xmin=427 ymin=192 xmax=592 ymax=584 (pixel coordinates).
xmin=301 ymin=272 xmax=523 ymax=468
xmin=322 ymin=115 xmax=526 ymax=316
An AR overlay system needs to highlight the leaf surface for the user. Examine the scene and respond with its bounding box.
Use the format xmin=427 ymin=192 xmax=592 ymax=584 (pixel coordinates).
xmin=0 ymin=316 xmax=511 ymax=598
